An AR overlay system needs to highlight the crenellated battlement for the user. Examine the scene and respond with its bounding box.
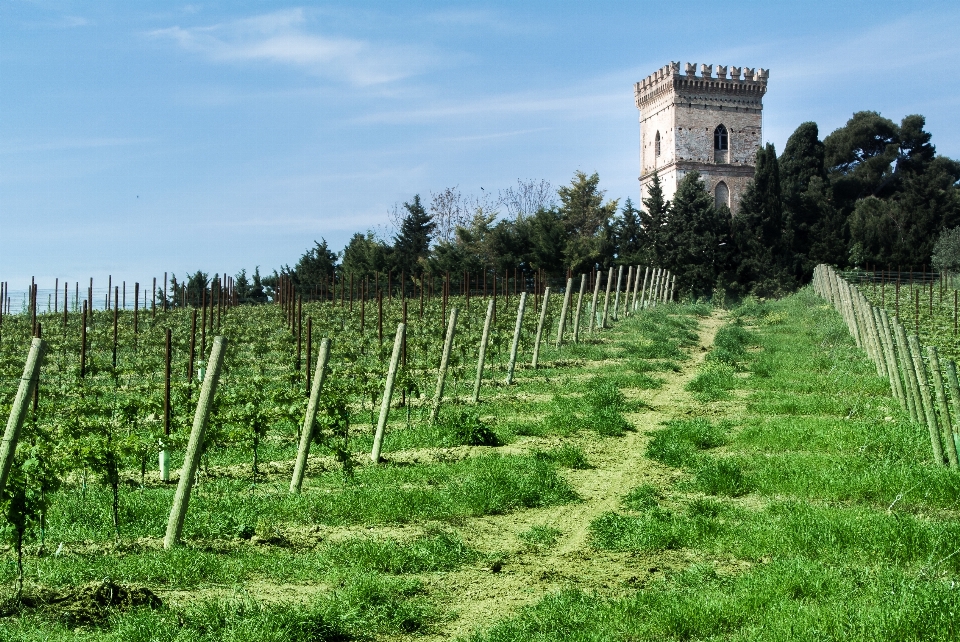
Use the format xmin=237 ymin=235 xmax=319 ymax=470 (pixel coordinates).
xmin=634 ymin=61 xmax=769 ymax=110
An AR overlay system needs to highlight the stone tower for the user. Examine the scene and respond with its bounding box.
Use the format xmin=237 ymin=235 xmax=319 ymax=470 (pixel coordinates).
xmin=635 ymin=62 xmax=768 ymax=215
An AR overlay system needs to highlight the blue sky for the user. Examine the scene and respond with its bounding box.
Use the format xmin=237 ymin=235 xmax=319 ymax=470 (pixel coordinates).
xmin=2 ymin=1 xmax=959 ymax=294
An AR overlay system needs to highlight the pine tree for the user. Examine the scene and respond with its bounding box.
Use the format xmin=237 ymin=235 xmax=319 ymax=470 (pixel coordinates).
xmin=613 ymin=198 xmax=643 ymax=264
xmin=640 ymin=171 xmax=669 ymax=266
xmin=662 ymin=171 xmax=731 ymax=298
xmin=249 ymin=267 xmax=268 ymax=304
xmin=292 ymin=239 xmax=338 ymax=288
xmin=557 ymin=171 xmax=618 ymax=272
xmin=234 ymin=269 xmax=251 ymax=303
xmin=393 ymin=195 xmax=435 ymax=275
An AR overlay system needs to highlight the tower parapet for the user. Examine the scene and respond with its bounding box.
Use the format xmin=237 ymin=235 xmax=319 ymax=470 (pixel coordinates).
xmin=635 ymin=61 xmax=769 ymax=215
xmin=634 ymin=61 xmax=768 ymax=111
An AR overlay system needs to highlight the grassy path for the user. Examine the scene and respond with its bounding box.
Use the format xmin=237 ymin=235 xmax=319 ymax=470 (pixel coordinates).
xmin=426 ymin=313 xmax=725 ymax=639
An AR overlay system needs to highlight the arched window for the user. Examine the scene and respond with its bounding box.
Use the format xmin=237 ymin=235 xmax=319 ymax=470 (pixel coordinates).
xmin=715 ymin=181 xmax=730 ymax=209
xmin=714 ymin=124 xmax=728 ymax=163
xmin=655 ymin=131 xmax=661 ymax=157
xmin=714 ymin=125 xmax=728 ymax=150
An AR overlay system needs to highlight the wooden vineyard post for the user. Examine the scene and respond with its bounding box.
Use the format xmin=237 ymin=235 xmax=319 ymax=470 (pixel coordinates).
xmin=290 ymin=338 xmax=332 ymax=493
xmin=860 ymin=298 xmax=885 ymax=378
xmin=927 ymin=346 xmax=959 ymax=468
xmin=612 ymin=266 xmax=623 ymax=321
xmin=305 ymin=317 xmax=313 ymax=395
xmin=164 ymin=336 xmax=227 ymax=549
xmin=647 ymin=269 xmax=655 ymax=307
xmin=601 ymin=267 xmax=614 ymax=328
xmin=556 ymin=278 xmax=573 ymax=348
xmin=0 ymin=338 xmax=45 ymax=495
xmin=944 ymin=360 xmax=960 ymax=458
xmin=473 ymin=299 xmax=495 ymax=403
xmin=296 ymin=297 xmax=303 ymax=372
xmin=647 ymin=268 xmax=659 ymax=308
xmin=877 ymin=310 xmax=906 ymax=406
xmin=893 ymin=320 xmax=922 ymax=424
xmin=505 ymin=292 xmax=528 ymax=386
xmin=134 ymin=283 xmax=139 ymax=334
xmin=670 ymin=274 xmax=677 ymax=301
xmin=371 ymin=323 xmax=405 ymax=463
xmin=360 ymin=279 xmax=366 ymax=333
xmin=572 ymin=274 xmax=587 ymax=344
xmin=188 ymin=309 xmax=197 ymax=386
xmin=112 ymin=286 xmax=119 ymax=369
xmin=532 ymin=287 xmax=551 ymax=368
xmin=161 ymin=328 xmax=172 ymax=481
xmin=633 ymin=266 xmax=645 ymax=312
xmin=430 ymin=308 xmax=459 ymax=423
xmin=621 ymin=266 xmax=633 ymax=318
xmin=588 ymin=272 xmax=602 ymax=333
xmin=80 ymin=301 xmax=88 ymax=378
xmin=907 ymin=334 xmax=945 ymax=465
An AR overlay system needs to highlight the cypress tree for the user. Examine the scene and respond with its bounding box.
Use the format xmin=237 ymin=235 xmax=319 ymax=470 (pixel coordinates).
xmin=779 ymin=122 xmax=843 ymax=277
xmin=732 ymin=143 xmax=793 ymax=296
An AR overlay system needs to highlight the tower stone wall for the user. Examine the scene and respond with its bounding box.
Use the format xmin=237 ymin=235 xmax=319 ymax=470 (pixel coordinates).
xmin=635 ymin=62 xmax=768 ymax=215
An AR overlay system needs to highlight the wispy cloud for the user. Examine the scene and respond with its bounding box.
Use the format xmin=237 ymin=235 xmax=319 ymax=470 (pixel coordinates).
xmin=149 ymin=8 xmax=438 ymax=85
xmin=443 ymin=127 xmax=552 ymax=143
xmin=353 ymin=89 xmax=624 ymax=125
xmin=424 ymin=8 xmax=545 ymax=35
xmin=773 ymin=13 xmax=960 ymax=84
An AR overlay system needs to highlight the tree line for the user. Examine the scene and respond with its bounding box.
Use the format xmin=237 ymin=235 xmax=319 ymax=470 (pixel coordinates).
xmin=170 ymin=111 xmax=960 ymax=302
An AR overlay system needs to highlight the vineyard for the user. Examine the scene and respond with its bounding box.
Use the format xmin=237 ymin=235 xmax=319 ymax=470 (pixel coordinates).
xmin=3 ymin=265 xmax=960 ymax=641
xmin=0 ymin=266 xmax=684 ymax=635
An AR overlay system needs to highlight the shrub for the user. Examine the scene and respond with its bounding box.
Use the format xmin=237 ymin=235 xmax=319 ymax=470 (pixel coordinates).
xmin=439 ymin=407 xmax=500 ymax=447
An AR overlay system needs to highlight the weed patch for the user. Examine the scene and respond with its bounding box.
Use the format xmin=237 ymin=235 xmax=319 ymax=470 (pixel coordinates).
xmin=534 ymin=444 xmax=591 ymax=469
xmin=646 ymin=418 xmax=728 ymax=468
xmin=518 ymin=525 xmax=562 ymax=550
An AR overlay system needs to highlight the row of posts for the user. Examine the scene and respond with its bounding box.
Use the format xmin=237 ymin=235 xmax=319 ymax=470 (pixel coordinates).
xmin=0 ymin=264 xmax=678 ymax=549
xmin=814 ymin=265 xmax=960 ymax=466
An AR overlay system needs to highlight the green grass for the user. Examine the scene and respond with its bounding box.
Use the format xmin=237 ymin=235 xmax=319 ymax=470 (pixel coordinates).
xmin=471 ymin=559 xmax=960 ymax=641
xmin=533 ymin=444 xmax=591 ymax=469
xmin=646 ymin=417 xmax=728 ymax=468
xmin=518 ymin=525 xmax=563 ymax=550
xmin=476 ymin=287 xmax=960 ymax=640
